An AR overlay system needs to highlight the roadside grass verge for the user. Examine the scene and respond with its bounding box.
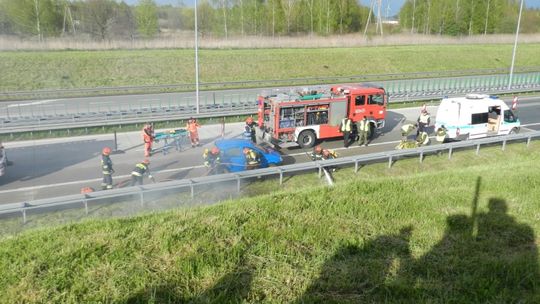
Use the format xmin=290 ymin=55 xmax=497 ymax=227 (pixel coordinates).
xmin=1 ymin=44 xmax=540 ymax=93
xmin=0 ymin=141 xmax=539 ymax=302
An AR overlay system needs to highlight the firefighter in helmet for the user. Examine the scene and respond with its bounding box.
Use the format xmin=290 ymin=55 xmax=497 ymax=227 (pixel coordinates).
xmin=243 ymin=147 xmax=261 ymax=170
xmin=203 ymin=147 xmax=222 ymax=175
xmin=244 ymin=117 xmax=258 ymax=143
xmin=131 ymin=159 xmax=153 ymax=186
xmin=101 ymin=147 xmax=114 ymax=190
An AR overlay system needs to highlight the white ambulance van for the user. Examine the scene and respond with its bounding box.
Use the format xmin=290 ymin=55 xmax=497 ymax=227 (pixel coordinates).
xmin=434 ymin=94 xmax=520 ymax=140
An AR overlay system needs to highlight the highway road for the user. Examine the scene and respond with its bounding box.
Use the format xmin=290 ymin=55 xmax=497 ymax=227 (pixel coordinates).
xmin=1 ymin=72 xmax=538 ymax=120
xmin=0 ymin=96 xmax=539 ymax=204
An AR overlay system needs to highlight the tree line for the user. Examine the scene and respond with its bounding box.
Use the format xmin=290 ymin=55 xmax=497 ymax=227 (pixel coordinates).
xmin=399 ymin=0 xmax=540 ymax=35
xmin=0 ymin=0 xmax=538 ymax=41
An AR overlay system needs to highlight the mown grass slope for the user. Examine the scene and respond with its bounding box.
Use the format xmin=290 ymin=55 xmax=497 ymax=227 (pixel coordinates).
xmin=1 ymin=44 xmax=540 ymax=91
xmin=0 ymin=143 xmax=539 ymax=303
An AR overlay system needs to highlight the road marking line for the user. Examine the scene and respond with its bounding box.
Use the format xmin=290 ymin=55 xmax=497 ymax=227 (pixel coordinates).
xmin=0 ymin=165 xmax=206 ymax=195
xmin=7 ymin=99 xmax=59 ymax=108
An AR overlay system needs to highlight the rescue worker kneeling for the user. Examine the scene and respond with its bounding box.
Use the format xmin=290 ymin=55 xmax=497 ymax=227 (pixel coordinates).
xmin=243 ymin=147 xmax=261 ymax=170
xmin=396 ymin=131 xmax=430 ymax=149
xmin=435 ymin=125 xmax=448 ymax=143
xmin=203 ymin=147 xmax=222 ymax=175
xmin=131 ymin=159 xmax=153 ymax=186
xmin=311 ymin=145 xmax=338 ymax=172
xmin=401 ymin=123 xmax=417 ymax=140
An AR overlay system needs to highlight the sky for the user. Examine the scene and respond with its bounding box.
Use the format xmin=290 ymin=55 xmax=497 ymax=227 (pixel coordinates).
xmin=123 ymin=0 xmax=540 ymax=17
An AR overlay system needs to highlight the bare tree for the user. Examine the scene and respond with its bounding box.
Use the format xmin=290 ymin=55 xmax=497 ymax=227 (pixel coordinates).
xmin=484 ymin=0 xmax=491 ymax=35
xmin=281 ymin=0 xmax=296 ymax=34
xmin=33 ymin=0 xmax=42 ymax=41
xmin=305 ymin=0 xmax=314 ymax=35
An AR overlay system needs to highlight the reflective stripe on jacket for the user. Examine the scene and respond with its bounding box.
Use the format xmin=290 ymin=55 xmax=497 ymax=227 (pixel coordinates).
xmin=101 ymin=155 xmax=113 ymax=175
xmin=131 ymin=163 xmax=148 ymax=177
xmin=340 ymin=118 xmax=352 ymax=132
xmin=418 ymin=114 xmax=430 ymax=124
xmin=246 ymin=150 xmax=260 ymax=165
xmin=358 ymin=119 xmax=370 ymax=132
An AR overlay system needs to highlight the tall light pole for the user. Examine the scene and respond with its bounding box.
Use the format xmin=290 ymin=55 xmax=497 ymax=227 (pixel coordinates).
xmin=195 ymin=0 xmax=200 ymax=114
xmin=508 ymin=0 xmax=524 ymax=90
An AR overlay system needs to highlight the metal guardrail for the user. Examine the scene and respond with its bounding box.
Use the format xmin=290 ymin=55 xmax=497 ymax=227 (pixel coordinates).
xmin=2 ymin=66 xmax=539 ymax=100
xmin=1 ymin=130 xmax=538 ymax=223
xmin=0 ymin=72 xmax=539 ymax=135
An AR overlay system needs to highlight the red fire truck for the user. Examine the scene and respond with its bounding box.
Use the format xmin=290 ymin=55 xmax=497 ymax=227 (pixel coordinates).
xmin=257 ymin=84 xmax=388 ymax=148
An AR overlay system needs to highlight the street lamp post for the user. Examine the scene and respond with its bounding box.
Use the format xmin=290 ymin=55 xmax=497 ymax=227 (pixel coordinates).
xmin=195 ymin=0 xmax=200 ymax=114
xmin=508 ymin=0 xmax=524 ymax=90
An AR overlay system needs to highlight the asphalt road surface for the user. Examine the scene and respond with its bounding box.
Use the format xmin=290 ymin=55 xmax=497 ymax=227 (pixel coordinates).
xmin=0 ymin=96 xmax=539 ymax=204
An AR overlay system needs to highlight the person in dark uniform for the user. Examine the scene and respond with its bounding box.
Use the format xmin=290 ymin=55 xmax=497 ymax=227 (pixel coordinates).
xmin=101 ymin=147 xmax=114 ymax=190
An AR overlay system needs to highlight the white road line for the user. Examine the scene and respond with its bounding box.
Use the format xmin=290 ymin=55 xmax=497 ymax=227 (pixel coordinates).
xmin=0 ymin=165 xmax=206 ymax=195
xmin=522 ymin=122 xmax=540 ymax=127
xmin=7 ymin=99 xmax=59 ymax=108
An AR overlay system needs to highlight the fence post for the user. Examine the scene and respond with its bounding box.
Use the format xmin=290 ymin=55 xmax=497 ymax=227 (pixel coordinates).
xmin=22 ymin=208 xmax=26 ymax=224
xmin=354 ymin=160 xmax=359 ymax=173
xmin=190 ymin=180 xmax=195 ymax=199
xmin=502 ymin=140 xmax=506 ymax=151
xmin=476 ymin=144 xmax=480 ymax=156
xmin=139 ymin=190 xmax=144 ymax=207
xmin=419 ymin=152 xmax=424 ymax=163
xmin=388 ymin=156 xmax=393 ymax=168
xmin=527 ymin=136 xmax=531 ymax=147
xmin=448 ymin=147 xmax=453 ymax=159
xmin=84 ymin=199 xmax=88 ymax=215
xmin=236 ymin=175 xmax=241 ymax=193
xmin=278 ymin=168 xmax=283 ymax=185
xmin=318 ymin=165 xmax=322 ymax=178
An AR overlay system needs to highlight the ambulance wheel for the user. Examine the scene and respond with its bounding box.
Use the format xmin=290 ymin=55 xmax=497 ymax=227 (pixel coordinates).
xmin=298 ymin=130 xmax=316 ymax=148
xmin=509 ymin=128 xmax=519 ymax=135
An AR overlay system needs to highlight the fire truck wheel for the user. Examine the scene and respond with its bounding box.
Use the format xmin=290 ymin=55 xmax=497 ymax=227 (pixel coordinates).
xmin=298 ymin=130 xmax=316 ymax=148
xmin=368 ymin=123 xmax=376 ymax=139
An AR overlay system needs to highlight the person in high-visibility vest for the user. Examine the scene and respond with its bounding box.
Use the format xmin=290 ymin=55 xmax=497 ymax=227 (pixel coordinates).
xmin=142 ymin=123 xmax=154 ymax=157
xmin=101 ymin=147 xmax=114 ymax=190
xmin=186 ymin=117 xmax=201 ymax=147
xmin=357 ymin=116 xmax=371 ymax=147
xmin=339 ymin=116 xmax=353 ymax=148
xmin=417 ymin=110 xmax=431 ymax=136
xmin=203 ymin=147 xmax=222 ymax=175
xmin=435 ymin=126 xmax=448 ymax=143
xmin=416 ymin=131 xmax=430 ymax=146
xmin=243 ymin=147 xmax=261 ymax=170
xmin=131 ymin=159 xmax=153 ymax=186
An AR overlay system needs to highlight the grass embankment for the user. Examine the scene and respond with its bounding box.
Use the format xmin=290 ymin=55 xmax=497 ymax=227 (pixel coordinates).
xmin=1 ymin=44 xmax=540 ymax=92
xmin=0 ymin=142 xmax=539 ymax=302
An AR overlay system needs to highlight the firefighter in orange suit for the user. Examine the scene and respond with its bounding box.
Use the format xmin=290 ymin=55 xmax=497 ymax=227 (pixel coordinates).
xmin=142 ymin=123 xmax=154 ymax=157
xmin=187 ymin=117 xmax=201 ymax=147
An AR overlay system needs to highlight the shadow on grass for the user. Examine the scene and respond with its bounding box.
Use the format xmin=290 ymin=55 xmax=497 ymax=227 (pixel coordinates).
xmin=297 ymin=177 xmax=540 ymax=303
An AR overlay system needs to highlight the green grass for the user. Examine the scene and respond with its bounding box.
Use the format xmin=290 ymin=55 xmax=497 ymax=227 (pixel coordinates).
xmin=1 ymin=44 xmax=540 ymax=92
xmin=0 ymin=142 xmax=539 ymax=303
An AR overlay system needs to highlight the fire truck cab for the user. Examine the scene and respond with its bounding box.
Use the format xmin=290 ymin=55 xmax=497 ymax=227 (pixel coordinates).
xmin=258 ymin=84 xmax=387 ymax=148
